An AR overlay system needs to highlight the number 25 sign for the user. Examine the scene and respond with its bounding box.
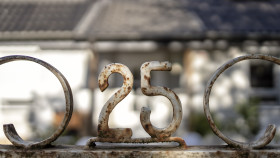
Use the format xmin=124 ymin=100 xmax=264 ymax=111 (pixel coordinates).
xmin=86 ymin=61 xmax=186 ymax=148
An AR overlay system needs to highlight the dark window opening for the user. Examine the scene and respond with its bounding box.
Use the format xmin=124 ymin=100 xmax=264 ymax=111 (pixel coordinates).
xmin=249 ymin=96 xmax=278 ymax=105
xmin=250 ymin=62 xmax=274 ymax=88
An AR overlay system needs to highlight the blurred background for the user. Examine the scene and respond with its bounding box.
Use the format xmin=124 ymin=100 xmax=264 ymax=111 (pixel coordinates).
xmin=0 ymin=0 xmax=280 ymax=146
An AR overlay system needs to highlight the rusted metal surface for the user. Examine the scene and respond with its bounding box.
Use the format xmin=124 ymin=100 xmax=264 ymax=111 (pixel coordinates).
xmin=96 ymin=63 xmax=133 ymax=139
xmin=2 ymin=54 xmax=280 ymax=153
xmin=1 ymin=145 xmax=280 ymax=158
xmin=86 ymin=137 xmax=187 ymax=149
xmin=140 ymin=61 xmax=183 ymax=139
xmin=203 ymin=54 xmax=277 ymax=149
xmin=0 ymin=55 xmax=73 ymax=149
xmin=87 ymin=62 xmax=186 ymax=148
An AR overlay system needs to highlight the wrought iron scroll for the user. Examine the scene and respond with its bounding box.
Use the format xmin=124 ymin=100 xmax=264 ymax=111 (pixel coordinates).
xmin=86 ymin=62 xmax=186 ymax=148
xmin=0 ymin=55 xmax=73 ymax=149
xmin=203 ymin=54 xmax=277 ymax=149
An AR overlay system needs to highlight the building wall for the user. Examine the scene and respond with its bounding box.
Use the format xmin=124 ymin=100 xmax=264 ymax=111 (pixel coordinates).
xmin=184 ymin=47 xmax=248 ymax=112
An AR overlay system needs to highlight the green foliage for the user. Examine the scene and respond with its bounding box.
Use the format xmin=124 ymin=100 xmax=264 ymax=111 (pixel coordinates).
xmin=188 ymin=111 xmax=218 ymax=136
xmin=235 ymin=98 xmax=260 ymax=136
xmin=187 ymin=98 xmax=260 ymax=138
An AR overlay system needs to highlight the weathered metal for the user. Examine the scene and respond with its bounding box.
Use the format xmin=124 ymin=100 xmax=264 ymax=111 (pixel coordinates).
xmin=87 ymin=62 xmax=186 ymax=148
xmin=1 ymin=54 xmax=279 ymax=152
xmin=203 ymin=54 xmax=277 ymax=149
xmin=140 ymin=61 xmax=183 ymax=139
xmin=0 ymin=55 xmax=73 ymax=149
xmin=96 ymin=63 xmax=133 ymax=139
xmin=86 ymin=137 xmax=187 ymax=148
xmin=1 ymin=145 xmax=280 ymax=158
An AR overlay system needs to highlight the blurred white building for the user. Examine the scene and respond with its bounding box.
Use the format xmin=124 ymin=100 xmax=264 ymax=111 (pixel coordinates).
xmin=0 ymin=0 xmax=280 ymax=145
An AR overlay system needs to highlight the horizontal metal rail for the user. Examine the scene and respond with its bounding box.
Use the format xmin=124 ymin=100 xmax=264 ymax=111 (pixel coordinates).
xmin=0 ymin=145 xmax=279 ymax=158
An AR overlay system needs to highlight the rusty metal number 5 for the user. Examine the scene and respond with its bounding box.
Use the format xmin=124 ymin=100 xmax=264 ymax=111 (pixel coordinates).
xmin=140 ymin=61 xmax=182 ymax=139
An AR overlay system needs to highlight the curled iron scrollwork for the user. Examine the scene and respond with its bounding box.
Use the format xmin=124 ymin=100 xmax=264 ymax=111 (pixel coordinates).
xmin=0 ymin=55 xmax=73 ymax=149
xmin=203 ymin=54 xmax=277 ymax=149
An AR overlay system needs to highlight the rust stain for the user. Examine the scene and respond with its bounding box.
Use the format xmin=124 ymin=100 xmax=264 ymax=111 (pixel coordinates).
xmin=144 ymin=62 xmax=150 ymax=67
xmin=175 ymin=94 xmax=179 ymax=101
xmin=127 ymin=86 xmax=132 ymax=91
xmin=163 ymin=87 xmax=169 ymax=91
xmin=144 ymin=75 xmax=150 ymax=81
xmin=141 ymin=87 xmax=147 ymax=92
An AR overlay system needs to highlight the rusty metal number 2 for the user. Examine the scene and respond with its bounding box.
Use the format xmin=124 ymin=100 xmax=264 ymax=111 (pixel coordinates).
xmin=86 ymin=61 xmax=186 ymax=148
